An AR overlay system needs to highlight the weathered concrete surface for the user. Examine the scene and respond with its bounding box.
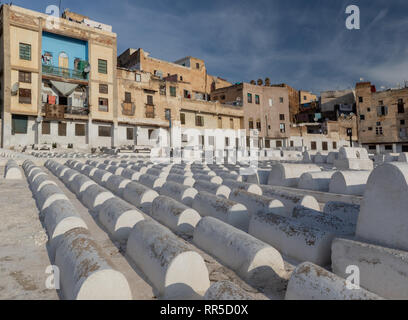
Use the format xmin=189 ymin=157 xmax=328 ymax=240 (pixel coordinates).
xmin=204 ymin=281 xmax=255 ymax=300
xmin=356 ymin=163 xmax=408 ymax=252
xmin=285 ymin=262 xmax=383 ymax=300
xmin=0 ymin=170 xmax=58 ymax=299
xmin=332 ymin=237 xmax=408 ymax=300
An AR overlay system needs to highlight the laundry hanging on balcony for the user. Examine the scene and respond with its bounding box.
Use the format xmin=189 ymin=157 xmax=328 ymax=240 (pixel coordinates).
xmin=50 ymin=80 xmax=79 ymax=97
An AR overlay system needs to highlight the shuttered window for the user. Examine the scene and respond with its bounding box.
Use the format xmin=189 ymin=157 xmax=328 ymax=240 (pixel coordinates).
xmin=99 ymin=84 xmax=108 ymax=94
xmin=19 ymin=71 xmax=31 ymax=83
xmin=75 ymin=124 xmax=86 ymax=136
xmin=195 ymin=115 xmax=204 ymax=127
xmin=42 ymin=121 xmax=51 ymax=135
xmin=180 ymin=113 xmax=186 ymax=125
xmin=126 ymin=127 xmax=134 ymax=140
xmin=170 ymin=86 xmax=176 ymax=97
xmin=19 ymin=89 xmax=31 ymax=104
xmin=19 ymin=43 xmax=31 ymax=60
xmin=98 ymin=59 xmax=108 ymax=74
xmin=125 ymin=92 xmax=132 ymax=103
xmin=98 ymin=126 xmax=111 ymax=137
xmin=58 ymin=122 xmax=67 ymax=136
xmin=12 ymin=115 xmax=28 ymax=134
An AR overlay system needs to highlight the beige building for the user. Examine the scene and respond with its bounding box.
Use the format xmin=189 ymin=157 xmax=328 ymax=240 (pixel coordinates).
xmin=210 ymin=82 xmax=291 ymax=149
xmin=289 ymin=115 xmax=358 ymax=152
xmin=356 ymin=81 xmax=408 ymax=153
xmin=0 ymin=5 xmax=118 ymax=149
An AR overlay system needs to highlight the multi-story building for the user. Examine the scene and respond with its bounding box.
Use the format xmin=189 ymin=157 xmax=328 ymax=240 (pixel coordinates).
xmin=116 ymin=66 xmax=245 ymax=153
xmin=0 ymin=5 xmax=118 ymax=149
xmin=210 ymin=82 xmax=291 ymax=149
xmin=270 ymin=83 xmax=300 ymax=123
xmin=289 ymin=114 xmax=358 ymax=152
xmin=320 ymin=89 xmax=356 ymax=121
xmin=356 ymin=81 xmax=408 ymax=153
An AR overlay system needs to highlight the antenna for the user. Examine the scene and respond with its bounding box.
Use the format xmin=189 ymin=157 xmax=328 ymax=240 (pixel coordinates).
xmin=59 ymin=0 xmax=62 ymax=15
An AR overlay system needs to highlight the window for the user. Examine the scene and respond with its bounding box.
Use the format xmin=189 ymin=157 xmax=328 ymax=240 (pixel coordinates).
xmin=42 ymin=121 xmax=51 ymax=135
xmin=165 ymin=109 xmax=171 ymax=121
xmin=398 ymin=99 xmax=405 ymax=113
xmin=311 ymin=141 xmax=317 ymax=150
xmin=58 ymin=122 xmax=67 ymax=136
xmin=401 ymin=120 xmax=406 ymax=125
xmin=376 ymin=126 xmax=383 ymax=135
xmin=290 ymin=140 xmax=294 ymax=147
xmin=279 ymin=114 xmax=285 ymax=121
xmin=367 ymin=107 xmax=371 ymax=112
xmin=147 ymin=95 xmax=154 ymax=105
xmin=182 ymin=134 xmax=188 ymax=143
xmin=256 ymin=120 xmax=261 ymax=130
xmin=369 ymin=145 xmax=376 ymax=150
xmin=145 ymin=105 xmax=155 ymax=118
xmin=359 ymin=97 xmax=363 ymax=103
xmin=368 ymin=127 xmax=373 ymax=131
xmin=12 ymin=115 xmax=28 ymax=134
xmin=170 ymin=86 xmax=176 ymax=97
xmin=276 ymin=140 xmax=282 ymax=148
xmin=180 ymin=113 xmax=186 ymax=125
xmin=279 ymin=97 xmax=284 ymax=103
xmin=255 ymin=95 xmax=260 ymax=104
xmin=180 ymin=76 xmax=183 ymax=81
xmin=98 ymin=125 xmax=111 ymax=137
xmin=19 ymin=71 xmax=31 ymax=83
xmin=269 ymin=98 xmax=273 ymax=107
xmin=208 ymin=136 xmax=215 ymax=146
xmin=221 ymin=95 xmax=226 ymax=100
xmin=332 ymin=141 xmax=337 ymax=149
xmin=160 ymin=85 xmax=166 ymax=95
xmin=184 ymin=90 xmax=190 ymax=99
xmin=99 ymin=84 xmax=108 ymax=94
xmin=377 ymin=121 xmax=381 ymax=126
xmin=195 ymin=115 xmax=204 ymax=127
xmin=218 ymin=116 xmax=222 ymax=128
xmin=249 ymin=119 xmax=254 ymax=129
xmin=135 ymin=73 xmax=141 ymax=82
xmin=98 ymin=59 xmax=108 ymax=74
xmin=360 ymin=115 xmax=365 ymax=120
xmin=148 ymin=129 xmax=154 ymax=140
xmin=19 ymin=43 xmax=31 ymax=60
xmin=280 ymin=123 xmax=286 ymax=133
xmin=19 ymin=88 xmax=31 ymax=104
xmin=377 ymin=106 xmax=388 ymax=116
xmin=196 ymin=63 xmax=200 ymax=69
xmin=322 ymin=141 xmax=328 ymax=151
xmin=304 ymin=96 xmax=307 ymax=101
xmin=247 ymin=93 xmax=252 ymax=103
xmin=385 ymin=145 xmax=393 ymax=151
xmin=126 ymin=127 xmax=134 ymax=140
xmin=75 ymin=124 xmax=86 ymax=136
xmin=98 ymin=98 xmax=109 ymax=112
xmin=230 ymin=118 xmax=234 ymax=129
xmin=125 ymin=92 xmax=131 ymax=103
xmin=379 ymin=100 xmax=384 ymax=106
xmin=265 ymin=140 xmax=271 ymax=148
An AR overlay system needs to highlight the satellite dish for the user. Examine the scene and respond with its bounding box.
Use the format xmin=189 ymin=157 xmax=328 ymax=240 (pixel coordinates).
xmin=11 ymin=83 xmax=19 ymax=95
xmin=83 ymin=64 xmax=91 ymax=73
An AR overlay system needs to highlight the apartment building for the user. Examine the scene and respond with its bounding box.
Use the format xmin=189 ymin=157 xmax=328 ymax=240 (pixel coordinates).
xmin=356 ymin=81 xmax=408 ymax=153
xmin=320 ymin=89 xmax=356 ymax=121
xmin=0 ymin=5 xmax=118 ymax=149
xmin=210 ymin=82 xmax=291 ymax=149
xmin=116 ymin=66 xmax=244 ymax=152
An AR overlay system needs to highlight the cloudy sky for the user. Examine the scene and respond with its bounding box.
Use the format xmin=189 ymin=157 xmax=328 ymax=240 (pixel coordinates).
xmin=9 ymin=0 xmax=408 ymax=94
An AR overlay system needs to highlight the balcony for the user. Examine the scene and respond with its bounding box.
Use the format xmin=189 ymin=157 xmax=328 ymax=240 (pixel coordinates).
xmin=122 ymin=102 xmax=135 ymax=116
xmin=145 ymin=105 xmax=155 ymax=118
xmin=42 ymin=104 xmax=89 ymax=119
xmin=42 ymin=64 xmax=88 ymax=81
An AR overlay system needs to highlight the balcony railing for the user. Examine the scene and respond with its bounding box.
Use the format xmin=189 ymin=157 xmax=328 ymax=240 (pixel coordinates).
xmin=42 ymin=104 xmax=89 ymax=118
xmin=42 ymin=64 xmax=88 ymax=81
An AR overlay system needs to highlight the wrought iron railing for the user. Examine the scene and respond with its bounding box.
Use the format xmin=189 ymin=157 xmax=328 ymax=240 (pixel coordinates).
xmin=42 ymin=64 xmax=88 ymax=81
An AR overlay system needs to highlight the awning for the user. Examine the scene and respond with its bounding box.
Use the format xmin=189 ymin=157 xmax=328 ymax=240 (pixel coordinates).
xmin=50 ymin=80 xmax=79 ymax=97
